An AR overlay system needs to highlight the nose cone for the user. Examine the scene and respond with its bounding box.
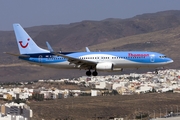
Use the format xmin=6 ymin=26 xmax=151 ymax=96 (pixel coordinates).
xmin=167 ymin=58 xmax=173 ymax=64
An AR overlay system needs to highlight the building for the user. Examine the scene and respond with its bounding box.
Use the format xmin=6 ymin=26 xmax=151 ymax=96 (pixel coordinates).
xmin=95 ymin=82 xmax=111 ymax=90
xmin=0 ymin=113 xmax=29 ymax=120
xmin=0 ymin=102 xmax=32 ymax=120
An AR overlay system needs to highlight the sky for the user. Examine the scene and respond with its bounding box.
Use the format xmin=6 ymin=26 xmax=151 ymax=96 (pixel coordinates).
xmin=1 ymin=0 xmax=180 ymax=30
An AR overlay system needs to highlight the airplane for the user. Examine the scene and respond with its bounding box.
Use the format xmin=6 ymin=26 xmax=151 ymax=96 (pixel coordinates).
xmin=5 ymin=23 xmax=173 ymax=76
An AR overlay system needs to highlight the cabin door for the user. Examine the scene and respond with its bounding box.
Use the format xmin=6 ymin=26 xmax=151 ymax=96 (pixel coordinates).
xmin=150 ymin=55 xmax=155 ymax=62
xmin=38 ymin=55 xmax=43 ymax=63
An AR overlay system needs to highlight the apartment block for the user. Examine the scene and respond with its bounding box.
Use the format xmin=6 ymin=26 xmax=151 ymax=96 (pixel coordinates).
xmin=0 ymin=102 xmax=32 ymax=120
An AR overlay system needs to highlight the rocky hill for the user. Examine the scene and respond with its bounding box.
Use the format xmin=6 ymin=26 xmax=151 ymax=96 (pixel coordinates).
xmin=0 ymin=10 xmax=180 ymax=82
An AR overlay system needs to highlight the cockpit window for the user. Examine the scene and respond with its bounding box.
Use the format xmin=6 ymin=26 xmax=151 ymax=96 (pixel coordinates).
xmin=159 ymin=56 xmax=167 ymax=58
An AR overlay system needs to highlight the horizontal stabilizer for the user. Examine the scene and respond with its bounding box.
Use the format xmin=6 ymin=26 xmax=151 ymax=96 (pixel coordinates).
xmin=4 ymin=52 xmax=30 ymax=58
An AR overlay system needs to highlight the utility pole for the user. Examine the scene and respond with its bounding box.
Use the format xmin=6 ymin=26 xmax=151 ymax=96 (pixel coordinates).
xmin=171 ymin=106 xmax=173 ymax=116
xmin=177 ymin=105 xmax=178 ymax=115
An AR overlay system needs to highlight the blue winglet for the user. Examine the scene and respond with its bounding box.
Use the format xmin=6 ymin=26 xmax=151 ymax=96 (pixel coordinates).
xmin=46 ymin=41 xmax=54 ymax=52
xmin=85 ymin=47 xmax=90 ymax=52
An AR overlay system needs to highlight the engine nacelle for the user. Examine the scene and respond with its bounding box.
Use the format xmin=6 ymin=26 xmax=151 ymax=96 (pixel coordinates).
xmin=96 ymin=62 xmax=113 ymax=71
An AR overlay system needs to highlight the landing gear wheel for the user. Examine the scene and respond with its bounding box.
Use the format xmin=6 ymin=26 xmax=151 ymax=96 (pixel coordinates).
xmin=92 ymin=71 xmax=98 ymax=76
xmin=155 ymin=69 xmax=158 ymax=74
xmin=86 ymin=71 xmax=91 ymax=76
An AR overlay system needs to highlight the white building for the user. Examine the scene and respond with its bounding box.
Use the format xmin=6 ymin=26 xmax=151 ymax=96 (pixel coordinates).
xmin=135 ymin=85 xmax=153 ymax=93
xmin=91 ymin=90 xmax=101 ymax=96
xmin=95 ymin=82 xmax=111 ymax=90
xmin=0 ymin=102 xmax=33 ymax=119
xmin=112 ymin=82 xmax=128 ymax=90
xmin=0 ymin=113 xmax=29 ymax=120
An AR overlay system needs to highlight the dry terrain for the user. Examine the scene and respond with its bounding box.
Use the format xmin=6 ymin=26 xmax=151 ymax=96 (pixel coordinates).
xmin=28 ymin=93 xmax=180 ymax=120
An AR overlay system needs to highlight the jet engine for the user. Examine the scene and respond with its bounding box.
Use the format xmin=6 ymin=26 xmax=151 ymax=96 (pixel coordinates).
xmin=96 ymin=62 xmax=113 ymax=70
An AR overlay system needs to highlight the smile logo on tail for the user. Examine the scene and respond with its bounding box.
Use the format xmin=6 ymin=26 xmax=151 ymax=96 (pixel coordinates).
xmin=19 ymin=38 xmax=30 ymax=48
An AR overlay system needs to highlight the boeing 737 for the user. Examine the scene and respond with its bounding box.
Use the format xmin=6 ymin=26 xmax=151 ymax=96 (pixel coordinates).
xmin=6 ymin=23 xmax=173 ymax=76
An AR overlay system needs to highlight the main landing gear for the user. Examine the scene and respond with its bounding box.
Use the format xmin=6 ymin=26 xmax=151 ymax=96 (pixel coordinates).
xmin=86 ymin=70 xmax=98 ymax=76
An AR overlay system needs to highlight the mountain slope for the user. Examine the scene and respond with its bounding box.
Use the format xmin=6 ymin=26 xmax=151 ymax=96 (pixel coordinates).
xmin=1 ymin=10 xmax=180 ymax=82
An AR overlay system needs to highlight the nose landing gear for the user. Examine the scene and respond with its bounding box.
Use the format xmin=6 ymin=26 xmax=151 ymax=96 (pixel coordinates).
xmin=155 ymin=69 xmax=158 ymax=74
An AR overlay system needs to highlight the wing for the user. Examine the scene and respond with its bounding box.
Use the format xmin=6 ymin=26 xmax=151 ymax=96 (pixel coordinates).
xmin=53 ymin=52 xmax=97 ymax=69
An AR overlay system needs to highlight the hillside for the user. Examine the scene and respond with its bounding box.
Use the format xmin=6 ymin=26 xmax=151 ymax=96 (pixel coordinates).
xmin=88 ymin=26 xmax=180 ymax=68
xmin=33 ymin=10 xmax=180 ymax=51
xmin=0 ymin=10 xmax=180 ymax=82
xmin=1 ymin=10 xmax=180 ymax=55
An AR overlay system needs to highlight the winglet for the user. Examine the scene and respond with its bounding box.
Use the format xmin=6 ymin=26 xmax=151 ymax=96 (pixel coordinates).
xmin=86 ymin=47 xmax=90 ymax=52
xmin=46 ymin=41 xmax=54 ymax=52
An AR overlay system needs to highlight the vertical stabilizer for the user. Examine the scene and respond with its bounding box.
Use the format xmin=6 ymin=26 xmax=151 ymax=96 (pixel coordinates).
xmin=13 ymin=23 xmax=49 ymax=54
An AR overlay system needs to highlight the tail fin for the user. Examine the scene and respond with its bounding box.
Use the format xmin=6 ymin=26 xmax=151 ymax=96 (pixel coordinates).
xmin=13 ymin=23 xmax=49 ymax=54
